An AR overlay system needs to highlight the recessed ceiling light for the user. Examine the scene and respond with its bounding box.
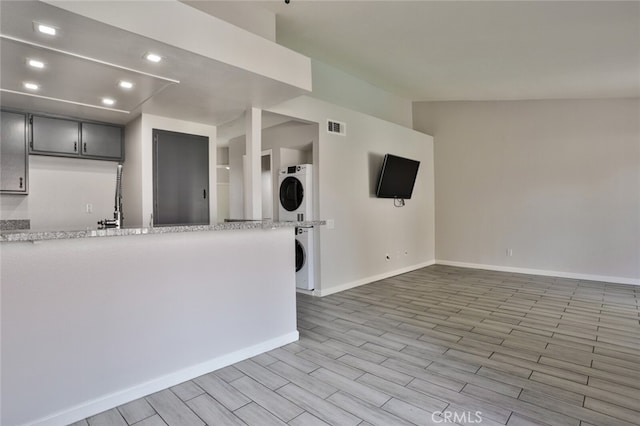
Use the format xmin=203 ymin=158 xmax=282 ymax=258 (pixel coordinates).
xmin=35 ymin=23 xmax=57 ymax=36
xmin=28 ymin=59 xmax=45 ymax=69
xmin=144 ymin=52 xmax=162 ymax=63
xmin=118 ymin=80 xmax=134 ymax=89
xmin=24 ymin=82 xmax=40 ymax=91
xmin=102 ymin=98 xmax=115 ymax=106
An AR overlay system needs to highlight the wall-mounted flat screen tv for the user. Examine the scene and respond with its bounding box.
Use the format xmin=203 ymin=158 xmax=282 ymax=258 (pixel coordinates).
xmin=376 ymin=154 xmax=420 ymax=199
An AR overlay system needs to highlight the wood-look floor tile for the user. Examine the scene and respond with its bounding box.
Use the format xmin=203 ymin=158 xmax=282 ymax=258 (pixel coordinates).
xmin=359 ymin=373 xmax=448 ymax=414
xmin=326 ymin=391 xmax=412 ymax=426
xmin=170 ymin=381 xmax=204 ymax=402
xmin=518 ymin=390 xmax=632 ymax=426
xmin=323 ymin=339 xmax=388 ymax=364
xmin=506 ymin=413 xmax=552 ymax=426
xmin=117 ymin=398 xmax=156 ymax=424
xmin=266 ymin=361 xmax=338 ymax=399
xmin=288 ymin=412 xmax=331 ymax=426
xmin=380 ymin=358 xmax=465 ymax=391
xmin=587 ymin=377 xmax=640 ymax=399
xmin=266 ymin=347 xmax=319 ymax=374
xmin=230 ymin=376 xmax=303 ymax=422
xmin=337 ymin=353 xmax=414 ymax=386
xmin=75 ymin=266 xmax=640 ymax=426
xmin=193 ymin=372 xmax=251 ymax=411
xmin=145 ymin=390 xmax=204 ymax=426
xmin=132 ymin=415 xmax=168 ymax=426
xmin=186 ymin=394 xmax=245 ymax=426
xmin=464 ymin=383 xmax=585 ymax=426
xmin=296 ymin=348 xmax=365 ymax=380
xmin=87 ymin=409 xmax=127 ymax=426
xmin=232 ymin=402 xmax=287 ymax=426
xmin=407 ymin=378 xmax=512 ymax=424
xmin=361 ymin=342 xmax=433 ymax=368
xmin=250 ymin=352 xmax=279 ymax=367
xmin=214 ymin=365 xmax=245 ymax=383
xmin=233 ymin=359 xmax=289 ymax=390
xmin=310 ymin=367 xmax=391 ymax=407
xmin=276 ymin=383 xmax=361 ymax=426
xmin=584 ymin=397 xmax=640 ymax=424
xmin=381 ymin=398 xmax=440 ymax=426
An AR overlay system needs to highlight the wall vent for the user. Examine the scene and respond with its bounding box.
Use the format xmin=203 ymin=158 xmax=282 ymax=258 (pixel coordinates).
xmin=327 ymin=119 xmax=346 ymax=136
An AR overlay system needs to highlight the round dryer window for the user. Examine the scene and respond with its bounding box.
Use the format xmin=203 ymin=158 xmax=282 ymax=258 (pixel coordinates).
xmin=295 ymin=239 xmax=305 ymax=272
xmin=280 ymin=176 xmax=304 ymax=212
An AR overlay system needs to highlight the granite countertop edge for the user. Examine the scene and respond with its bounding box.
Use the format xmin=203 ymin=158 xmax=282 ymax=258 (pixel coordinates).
xmin=0 ymin=220 xmax=326 ymax=242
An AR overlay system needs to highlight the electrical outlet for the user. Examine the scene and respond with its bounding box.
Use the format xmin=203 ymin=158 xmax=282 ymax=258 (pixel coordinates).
xmin=85 ymin=203 xmax=93 ymax=214
xmin=506 ymin=248 xmax=513 ymax=257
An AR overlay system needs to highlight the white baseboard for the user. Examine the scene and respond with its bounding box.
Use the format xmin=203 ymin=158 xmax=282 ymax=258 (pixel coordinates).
xmin=315 ymin=260 xmax=436 ymax=297
xmin=436 ymin=260 xmax=640 ymax=286
xmin=29 ymin=331 xmax=299 ymax=426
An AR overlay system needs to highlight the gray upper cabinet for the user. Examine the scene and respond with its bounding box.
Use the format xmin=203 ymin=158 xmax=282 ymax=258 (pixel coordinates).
xmin=81 ymin=122 xmax=123 ymax=160
xmin=31 ymin=115 xmax=80 ymax=155
xmin=1 ymin=110 xmax=29 ymax=194
xmin=30 ymin=114 xmax=123 ymax=161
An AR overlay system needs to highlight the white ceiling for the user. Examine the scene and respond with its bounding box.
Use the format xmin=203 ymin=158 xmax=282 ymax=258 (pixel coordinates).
xmin=249 ymin=0 xmax=640 ymax=101
xmin=2 ymin=1 xmax=637 ymax=130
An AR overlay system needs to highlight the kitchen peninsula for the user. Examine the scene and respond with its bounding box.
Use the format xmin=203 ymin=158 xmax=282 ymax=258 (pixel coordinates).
xmin=1 ymin=221 xmax=322 ymax=426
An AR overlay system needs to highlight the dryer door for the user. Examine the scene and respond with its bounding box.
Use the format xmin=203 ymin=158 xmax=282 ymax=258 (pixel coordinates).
xmin=280 ymin=176 xmax=304 ymax=212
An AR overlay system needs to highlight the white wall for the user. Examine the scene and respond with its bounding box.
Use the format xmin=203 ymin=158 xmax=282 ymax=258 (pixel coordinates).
xmin=413 ymin=99 xmax=640 ymax=284
xmin=182 ymin=1 xmax=276 ymax=42
xmin=125 ymin=114 xmax=217 ymax=226
xmin=311 ymin=59 xmax=413 ymax=128
xmin=0 ymin=156 xmax=118 ymax=231
xmin=269 ymin=96 xmax=435 ymax=295
xmin=1 ymin=228 xmax=297 ymax=426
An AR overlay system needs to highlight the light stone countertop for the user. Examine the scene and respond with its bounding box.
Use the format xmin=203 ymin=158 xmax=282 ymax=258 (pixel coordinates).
xmin=0 ymin=220 xmax=325 ymax=242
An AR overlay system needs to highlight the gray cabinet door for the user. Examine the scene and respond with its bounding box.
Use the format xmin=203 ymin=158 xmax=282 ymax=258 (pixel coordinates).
xmin=81 ymin=122 xmax=123 ymax=160
xmin=31 ymin=115 xmax=79 ymax=155
xmin=1 ymin=111 xmax=28 ymax=193
xmin=153 ymin=129 xmax=209 ymax=226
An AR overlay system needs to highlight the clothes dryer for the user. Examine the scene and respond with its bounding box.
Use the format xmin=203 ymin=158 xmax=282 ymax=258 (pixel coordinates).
xmin=278 ymin=164 xmax=312 ymax=221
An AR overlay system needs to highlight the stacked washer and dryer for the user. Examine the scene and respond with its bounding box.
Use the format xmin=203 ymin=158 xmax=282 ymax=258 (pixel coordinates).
xmin=278 ymin=164 xmax=314 ymax=291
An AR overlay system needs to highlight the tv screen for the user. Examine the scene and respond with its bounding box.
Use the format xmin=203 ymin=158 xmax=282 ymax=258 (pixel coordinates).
xmin=376 ymin=154 xmax=420 ymax=199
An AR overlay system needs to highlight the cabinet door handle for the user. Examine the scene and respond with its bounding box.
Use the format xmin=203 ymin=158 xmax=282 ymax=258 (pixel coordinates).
xmin=19 ymin=177 xmax=23 ymax=189
xmin=83 ymin=142 xmax=87 ymax=153
xmin=203 ymin=189 xmax=207 ymax=199
xmin=74 ymin=141 xmax=77 ymax=152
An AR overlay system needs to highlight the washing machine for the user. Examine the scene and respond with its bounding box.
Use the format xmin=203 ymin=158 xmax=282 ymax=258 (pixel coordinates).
xmin=295 ymin=227 xmax=314 ymax=290
xmin=279 ymin=164 xmax=312 ymax=221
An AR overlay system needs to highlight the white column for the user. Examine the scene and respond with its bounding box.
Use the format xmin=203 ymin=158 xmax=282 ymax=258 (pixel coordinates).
xmin=244 ymin=107 xmax=262 ymax=220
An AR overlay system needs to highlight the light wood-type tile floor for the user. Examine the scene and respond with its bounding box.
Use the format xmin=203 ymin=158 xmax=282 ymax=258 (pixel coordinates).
xmin=73 ymin=265 xmax=640 ymax=426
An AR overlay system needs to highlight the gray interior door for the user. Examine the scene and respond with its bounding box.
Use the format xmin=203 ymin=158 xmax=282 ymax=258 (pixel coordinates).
xmin=153 ymin=129 xmax=209 ymax=226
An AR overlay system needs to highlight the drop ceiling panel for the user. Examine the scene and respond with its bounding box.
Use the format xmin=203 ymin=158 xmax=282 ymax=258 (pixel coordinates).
xmin=0 ymin=37 xmax=176 ymax=114
xmin=0 ymin=1 xmax=310 ymax=126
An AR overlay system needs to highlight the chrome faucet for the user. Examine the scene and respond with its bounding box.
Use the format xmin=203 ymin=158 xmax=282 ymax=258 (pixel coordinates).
xmin=98 ymin=164 xmax=123 ymax=229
